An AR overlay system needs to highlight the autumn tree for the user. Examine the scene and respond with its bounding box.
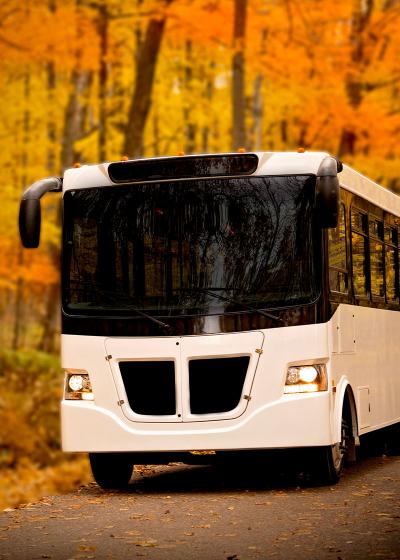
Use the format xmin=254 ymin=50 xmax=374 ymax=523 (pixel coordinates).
xmin=123 ymin=0 xmax=174 ymax=158
xmin=232 ymin=0 xmax=248 ymax=150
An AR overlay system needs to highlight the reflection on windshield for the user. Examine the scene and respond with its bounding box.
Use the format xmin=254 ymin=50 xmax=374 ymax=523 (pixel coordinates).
xmin=63 ymin=176 xmax=318 ymax=316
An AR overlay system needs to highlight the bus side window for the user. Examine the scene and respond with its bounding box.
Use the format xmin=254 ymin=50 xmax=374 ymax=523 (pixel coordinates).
xmin=328 ymin=203 xmax=348 ymax=293
xmin=384 ymin=225 xmax=399 ymax=302
xmin=369 ymin=217 xmax=385 ymax=299
xmin=351 ymin=208 xmax=369 ymax=297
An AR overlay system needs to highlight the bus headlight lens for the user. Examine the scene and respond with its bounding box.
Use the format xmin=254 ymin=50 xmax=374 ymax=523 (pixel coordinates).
xmin=284 ymin=365 xmax=327 ymax=394
xmin=68 ymin=375 xmax=84 ymax=391
xmin=64 ymin=370 xmax=94 ymax=401
xmin=298 ymin=366 xmax=318 ymax=383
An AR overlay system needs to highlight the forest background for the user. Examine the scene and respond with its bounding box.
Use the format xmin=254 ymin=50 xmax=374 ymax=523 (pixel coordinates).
xmin=0 ymin=0 xmax=400 ymax=509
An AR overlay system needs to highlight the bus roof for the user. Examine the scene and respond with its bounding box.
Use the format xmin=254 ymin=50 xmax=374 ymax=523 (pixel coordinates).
xmin=339 ymin=164 xmax=400 ymax=217
xmin=62 ymin=151 xmax=400 ymax=217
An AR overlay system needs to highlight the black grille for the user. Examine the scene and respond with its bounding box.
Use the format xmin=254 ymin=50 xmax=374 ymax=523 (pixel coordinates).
xmin=119 ymin=361 xmax=176 ymax=415
xmin=189 ymin=356 xmax=250 ymax=414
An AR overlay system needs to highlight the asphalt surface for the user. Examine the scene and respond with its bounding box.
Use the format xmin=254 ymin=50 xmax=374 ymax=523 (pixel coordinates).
xmin=0 ymin=454 xmax=399 ymax=560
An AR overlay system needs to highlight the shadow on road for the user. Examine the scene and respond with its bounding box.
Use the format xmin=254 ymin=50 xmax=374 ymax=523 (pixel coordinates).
xmin=82 ymin=452 xmax=395 ymax=496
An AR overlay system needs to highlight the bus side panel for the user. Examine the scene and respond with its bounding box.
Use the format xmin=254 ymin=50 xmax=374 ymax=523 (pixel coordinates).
xmin=330 ymin=304 xmax=400 ymax=435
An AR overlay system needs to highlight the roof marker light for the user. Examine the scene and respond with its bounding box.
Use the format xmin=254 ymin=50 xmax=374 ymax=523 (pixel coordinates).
xmin=176 ymin=151 xmax=185 ymax=156
xmin=73 ymin=162 xmax=81 ymax=168
xmin=121 ymin=155 xmax=129 ymax=161
xmin=297 ymin=147 xmax=305 ymax=153
xmin=237 ymin=147 xmax=246 ymax=153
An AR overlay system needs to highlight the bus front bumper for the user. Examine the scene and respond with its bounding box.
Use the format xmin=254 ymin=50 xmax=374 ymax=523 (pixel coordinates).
xmin=61 ymin=392 xmax=332 ymax=453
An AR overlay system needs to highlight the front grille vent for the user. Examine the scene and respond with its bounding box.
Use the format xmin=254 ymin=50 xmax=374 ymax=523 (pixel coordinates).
xmin=189 ymin=356 xmax=250 ymax=414
xmin=119 ymin=361 xmax=175 ymax=416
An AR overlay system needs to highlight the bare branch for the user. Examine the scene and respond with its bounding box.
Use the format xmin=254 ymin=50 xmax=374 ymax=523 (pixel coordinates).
xmin=0 ymin=34 xmax=28 ymax=52
xmin=362 ymin=76 xmax=400 ymax=92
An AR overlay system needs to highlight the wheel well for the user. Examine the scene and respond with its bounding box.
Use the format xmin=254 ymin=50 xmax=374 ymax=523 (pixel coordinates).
xmin=342 ymin=386 xmax=359 ymax=459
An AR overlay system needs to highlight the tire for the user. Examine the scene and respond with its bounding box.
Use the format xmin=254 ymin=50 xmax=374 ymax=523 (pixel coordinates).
xmin=360 ymin=430 xmax=386 ymax=458
xmin=89 ymin=453 xmax=133 ymax=490
xmin=385 ymin=423 xmax=400 ymax=456
xmin=312 ymin=417 xmax=351 ymax=485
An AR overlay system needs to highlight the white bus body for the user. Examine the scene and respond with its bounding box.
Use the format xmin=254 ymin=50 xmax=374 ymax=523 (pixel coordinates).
xmin=19 ymin=152 xmax=400 ymax=486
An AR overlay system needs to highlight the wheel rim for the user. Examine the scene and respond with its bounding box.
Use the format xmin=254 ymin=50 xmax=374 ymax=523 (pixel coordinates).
xmin=332 ymin=418 xmax=350 ymax=473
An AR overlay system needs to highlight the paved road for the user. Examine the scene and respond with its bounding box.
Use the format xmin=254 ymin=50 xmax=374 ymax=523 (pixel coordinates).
xmin=0 ymin=455 xmax=399 ymax=560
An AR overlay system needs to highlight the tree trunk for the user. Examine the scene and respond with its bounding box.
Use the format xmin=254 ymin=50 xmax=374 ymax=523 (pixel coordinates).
xmin=40 ymin=0 xmax=90 ymax=353
xmin=152 ymin=108 xmax=160 ymax=155
xmin=61 ymin=0 xmax=92 ymax=170
xmin=60 ymin=70 xmax=92 ymax=170
xmin=123 ymin=0 xmax=173 ymax=158
xmin=251 ymin=28 xmax=267 ymax=151
xmin=338 ymin=0 xmax=374 ymax=157
xmin=97 ymin=2 xmax=109 ymax=162
xmin=201 ymin=61 xmax=215 ymax=153
xmin=252 ymin=75 xmax=263 ymax=150
xmin=13 ymin=72 xmax=30 ymax=351
xmin=47 ymin=0 xmax=57 ymax=173
xmin=38 ymin=0 xmax=60 ymax=353
xmin=183 ymin=41 xmax=196 ymax=153
xmin=280 ymin=119 xmax=288 ymax=145
xmin=13 ymin=249 xmax=24 ymax=351
xmin=232 ymin=0 xmax=248 ymax=150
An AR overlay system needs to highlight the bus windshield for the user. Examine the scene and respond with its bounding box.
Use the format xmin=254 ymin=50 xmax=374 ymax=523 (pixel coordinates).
xmin=63 ymin=175 xmax=319 ymax=317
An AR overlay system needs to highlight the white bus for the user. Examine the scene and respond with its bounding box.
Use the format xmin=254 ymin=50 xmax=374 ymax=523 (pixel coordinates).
xmin=19 ymin=151 xmax=400 ymax=487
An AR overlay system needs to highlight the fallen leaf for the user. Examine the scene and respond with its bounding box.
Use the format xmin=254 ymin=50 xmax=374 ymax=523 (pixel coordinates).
xmin=135 ymin=539 xmax=158 ymax=548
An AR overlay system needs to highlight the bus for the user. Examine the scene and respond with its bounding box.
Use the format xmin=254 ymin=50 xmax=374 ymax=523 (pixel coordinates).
xmin=19 ymin=151 xmax=400 ymax=487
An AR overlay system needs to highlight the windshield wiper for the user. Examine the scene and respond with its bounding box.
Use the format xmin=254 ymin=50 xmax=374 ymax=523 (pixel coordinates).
xmin=198 ymin=289 xmax=287 ymax=326
xmin=125 ymin=306 xmax=172 ymax=333
xmin=92 ymin=289 xmax=173 ymax=333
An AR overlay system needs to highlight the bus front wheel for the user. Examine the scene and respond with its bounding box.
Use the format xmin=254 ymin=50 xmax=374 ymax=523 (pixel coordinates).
xmin=89 ymin=453 xmax=133 ymax=490
xmin=313 ymin=417 xmax=351 ymax=485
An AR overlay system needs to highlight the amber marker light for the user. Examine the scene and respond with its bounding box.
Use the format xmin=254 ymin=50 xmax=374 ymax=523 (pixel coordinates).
xmin=176 ymin=151 xmax=185 ymax=156
xmin=121 ymin=155 xmax=129 ymax=161
xmin=297 ymin=147 xmax=305 ymax=153
xmin=73 ymin=162 xmax=81 ymax=168
xmin=237 ymin=147 xmax=246 ymax=153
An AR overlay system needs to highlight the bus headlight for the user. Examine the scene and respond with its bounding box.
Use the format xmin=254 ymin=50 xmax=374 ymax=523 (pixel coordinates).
xmin=64 ymin=369 xmax=94 ymax=401
xmin=284 ymin=364 xmax=327 ymax=394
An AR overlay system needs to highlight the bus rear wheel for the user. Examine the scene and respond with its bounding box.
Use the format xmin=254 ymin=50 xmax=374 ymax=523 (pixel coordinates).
xmin=386 ymin=423 xmax=400 ymax=455
xmin=89 ymin=453 xmax=133 ymax=490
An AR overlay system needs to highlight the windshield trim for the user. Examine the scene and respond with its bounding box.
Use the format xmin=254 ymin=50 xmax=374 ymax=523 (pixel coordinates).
xmin=61 ymin=294 xmax=322 ymax=321
xmin=62 ymin=173 xmax=316 ymax=193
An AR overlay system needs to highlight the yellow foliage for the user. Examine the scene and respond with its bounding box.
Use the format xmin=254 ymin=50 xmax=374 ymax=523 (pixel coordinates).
xmin=0 ymin=456 xmax=91 ymax=511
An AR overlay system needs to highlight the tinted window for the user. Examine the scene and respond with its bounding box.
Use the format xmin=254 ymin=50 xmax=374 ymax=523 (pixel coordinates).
xmin=351 ymin=209 xmax=369 ymax=297
xmin=370 ymin=240 xmax=384 ymax=298
xmin=385 ymin=246 xmax=397 ymax=301
xmin=328 ymin=203 xmax=347 ymax=293
xmin=63 ymin=176 xmax=319 ymax=317
xmin=385 ymin=226 xmax=398 ymax=302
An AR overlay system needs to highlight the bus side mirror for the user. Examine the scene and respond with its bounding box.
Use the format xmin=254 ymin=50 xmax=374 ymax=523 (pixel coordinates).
xmin=316 ymin=157 xmax=340 ymax=229
xmin=18 ymin=177 xmax=62 ymax=248
xmin=19 ymin=198 xmax=41 ymax=248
